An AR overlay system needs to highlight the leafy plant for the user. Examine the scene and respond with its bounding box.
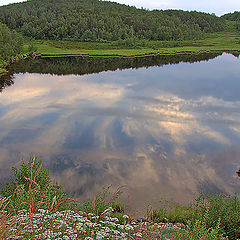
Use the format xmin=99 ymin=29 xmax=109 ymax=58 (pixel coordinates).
xmin=187 ymin=219 xmax=226 ymax=240
xmin=81 ymin=185 xmax=126 ymax=222
xmin=0 ymin=157 xmax=77 ymax=214
xmin=0 ymin=157 xmax=51 ymax=197
xmin=151 ymin=193 xmax=240 ymax=239
xmin=151 ymin=205 xmax=193 ymax=224
xmin=191 ymin=193 xmax=240 ymax=239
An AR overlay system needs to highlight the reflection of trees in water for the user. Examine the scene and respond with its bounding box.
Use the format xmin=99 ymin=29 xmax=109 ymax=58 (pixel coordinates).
xmin=0 ymin=74 xmax=14 ymax=93
xmin=0 ymin=53 xmax=223 ymax=92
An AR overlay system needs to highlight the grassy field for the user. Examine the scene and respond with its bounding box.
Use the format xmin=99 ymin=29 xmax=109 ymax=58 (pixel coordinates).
xmin=29 ymin=41 xmax=160 ymax=57
xmin=28 ymin=31 xmax=240 ymax=58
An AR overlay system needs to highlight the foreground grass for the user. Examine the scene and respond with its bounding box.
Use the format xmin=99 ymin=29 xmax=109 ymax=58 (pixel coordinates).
xmin=28 ymin=31 xmax=240 ymax=58
xmin=2 ymin=208 xmax=225 ymax=239
xmin=0 ymin=157 xmax=236 ymax=239
xmin=151 ymin=194 xmax=240 ymax=240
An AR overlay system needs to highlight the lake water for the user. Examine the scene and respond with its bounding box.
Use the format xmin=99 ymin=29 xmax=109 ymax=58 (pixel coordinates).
xmin=0 ymin=53 xmax=240 ymax=212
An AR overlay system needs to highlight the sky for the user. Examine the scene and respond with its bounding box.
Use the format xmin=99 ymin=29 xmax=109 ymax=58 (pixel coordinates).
xmin=0 ymin=0 xmax=239 ymax=16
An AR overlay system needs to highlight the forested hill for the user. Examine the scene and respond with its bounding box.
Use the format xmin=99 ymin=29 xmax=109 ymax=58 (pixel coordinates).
xmin=222 ymin=11 xmax=240 ymax=21
xmin=221 ymin=12 xmax=240 ymax=32
xmin=0 ymin=0 xmax=225 ymax=42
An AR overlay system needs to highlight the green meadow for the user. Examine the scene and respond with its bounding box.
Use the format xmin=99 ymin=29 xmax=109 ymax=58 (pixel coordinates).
xmin=27 ymin=30 xmax=240 ymax=58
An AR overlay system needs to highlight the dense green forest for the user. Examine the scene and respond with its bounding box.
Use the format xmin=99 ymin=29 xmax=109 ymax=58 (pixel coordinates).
xmin=0 ymin=0 xmax=225 ymax=42
xmin=0 ymin=22 xmax=23 ymax=64
xmin=222 ymin=11 xmax=240 ymax=21
xmin=222 ymin=11 xmax=240 ymax=32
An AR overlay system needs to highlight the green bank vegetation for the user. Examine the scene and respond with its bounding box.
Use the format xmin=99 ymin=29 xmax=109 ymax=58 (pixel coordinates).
xmin=151 ymin=194 xmax=240 ymax=240
xmin=0 ymin=22 xmax=23 ymax=74
xmin=0 ymin=22 xmax=36 ymax=75
xmin=1 ymin=157 xmax=239 ymax=239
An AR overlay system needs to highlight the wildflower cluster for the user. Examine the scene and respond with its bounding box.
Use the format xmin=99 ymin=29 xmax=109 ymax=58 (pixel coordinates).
xmin=5 ymin=208 xmax=188 ymax=239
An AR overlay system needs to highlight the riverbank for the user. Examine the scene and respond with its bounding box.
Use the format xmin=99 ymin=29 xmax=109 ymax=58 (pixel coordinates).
xmin=1 ymin=30 xmax=239 ymax=77
xmin=32 ymin=31 xmax=240 ymax=57
xmin=0 ymin=54 xmax=29 ymax=76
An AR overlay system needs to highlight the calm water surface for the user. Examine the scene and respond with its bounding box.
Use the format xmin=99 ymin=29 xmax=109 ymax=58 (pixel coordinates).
xmin=0 ymin=53 xmax=240 ymax=211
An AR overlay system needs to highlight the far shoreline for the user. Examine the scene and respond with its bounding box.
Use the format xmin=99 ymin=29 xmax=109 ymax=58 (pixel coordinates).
xmin=1 ymin=29 xmax=240 ymax=76
xmin=1 ymin=49 xmax=239 ymax=78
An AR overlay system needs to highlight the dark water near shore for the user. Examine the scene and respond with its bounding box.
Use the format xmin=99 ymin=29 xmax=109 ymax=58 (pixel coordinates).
xmin=0 ymin=53 xmax=240 ymax=212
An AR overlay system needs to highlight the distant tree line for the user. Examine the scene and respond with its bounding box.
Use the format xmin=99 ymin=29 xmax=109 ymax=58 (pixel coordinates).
xmin=222 ymin=11 xmax=240 ymax=32
xmin=0 ymin=22 xmax=23 ymax=63
xmin=0 ymin=0 xmax=225 ymax=42
xmin=222 ymin=11 xmax=240 ymax=21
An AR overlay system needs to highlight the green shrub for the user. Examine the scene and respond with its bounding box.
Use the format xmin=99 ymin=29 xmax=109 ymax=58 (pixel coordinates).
xmin=167 ymin=205 xmax=192 ymax=223
xmin=151 ymin=193 xmax=240 ymax=239
xmin=0 ymin=157 xmax=50 ymax=197
xmin=151 ymin=208 xmax=167 ymax=222
xmin=0 ymin=157 xmax=76 ymax=214
xmin=190 ymin=193 xmax=240 ymax=239
xmin=81 ymin=185 xmax=126 ymax=222
xmin=187 ymin=219 xmax=226 ymax=240
xmin=151 ymin=204 xmax=192 ymax=224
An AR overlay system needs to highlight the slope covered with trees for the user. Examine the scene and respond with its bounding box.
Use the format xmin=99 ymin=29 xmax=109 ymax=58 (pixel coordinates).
xmin=222 ymin=11 xmax=240 ymax=32
xmin=222 ymin=11 xmax=240 ymax=21
xmin=0 ymin=0 xmax=225 ymax=42
xmin=0 ymin=22 xmax=23 ymax=64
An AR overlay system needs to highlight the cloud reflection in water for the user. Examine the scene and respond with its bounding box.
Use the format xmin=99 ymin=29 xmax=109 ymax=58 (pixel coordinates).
xmin=0 ymin=53 xmax=240 ymax=211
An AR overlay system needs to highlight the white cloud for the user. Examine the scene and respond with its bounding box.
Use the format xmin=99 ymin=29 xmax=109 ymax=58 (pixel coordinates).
xmin=0 ymin=0 xmax=27 ymax=6
xmin=110 ymin=0 xmax=173 ymax=9
xmin=110 ymin=0 xmax=240 ymax=15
